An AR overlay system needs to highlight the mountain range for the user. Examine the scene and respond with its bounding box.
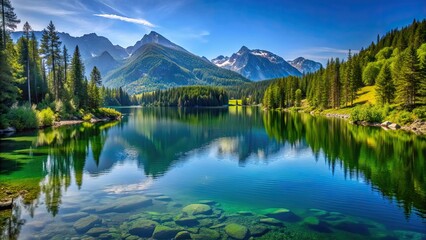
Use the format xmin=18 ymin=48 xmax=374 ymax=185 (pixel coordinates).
xmin=11 ymin=31 xmax=321 ymax=93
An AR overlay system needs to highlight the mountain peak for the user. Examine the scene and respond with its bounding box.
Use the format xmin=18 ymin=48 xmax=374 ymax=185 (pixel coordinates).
xmin=128 ymin=31 xmax=187 ymax=55
xmin=238 ymin=46 xmax=250 ymax=53
xmin=288 ymin=57 xmax=322 ymax=74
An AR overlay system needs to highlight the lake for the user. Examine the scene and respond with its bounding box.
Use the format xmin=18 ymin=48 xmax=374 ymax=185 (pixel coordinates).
xmin=0 ymin=107 xmax=425 ymax=240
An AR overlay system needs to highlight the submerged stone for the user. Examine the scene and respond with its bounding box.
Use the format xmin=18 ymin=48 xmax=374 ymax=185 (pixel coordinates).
xmin=224 ymin=223 xmax=249 ymax=240
xmin=86 ymin=227 xmax=109 ymax=237
xmin=145 ymin=193 xmax=164 ymax=197
xmin=210 ymin=223 xmax=226 ymax=229
xmin=191 ymin=228 xmax=220 ymax=240
xmin=264 ymin=208 xmax=300 ymax=222
xmin=198 ymin=200 xmax=217 ymax=205
xmin=182 ymin=204 xmax=212 ymax=215
xmin=175 ymin=216 xmax=199 ymax=227
xmin=249 ymin=225 xmax=270 ymax=237
xmin=334 ymin=221 xmax=370 ymax=236
xmin=152 ymin=225 xmax=181 ymax=239
xmin=62 ymin=212 xmax=89 ymax=222
xmin=175 ymin=231 xmax=192 ymax=240
xmin=308 ymin=208 xmax=328 ymax=217
xmin=303 ymin=216 xmax=320 ymax=226
xmin=73 ymin=215 xmax=101 ymax=233
xmin=259 ymin=218 xmax=283 ymax=226
xmin=237 ymin=211 xmax=254 ymax=216
xmin=128 ymin=219 xmax=158 ymax=237
xmin=155 ymin=196 xmax=172 ymax=201
xmin=97 ymin=196 xmax=152 ymax=213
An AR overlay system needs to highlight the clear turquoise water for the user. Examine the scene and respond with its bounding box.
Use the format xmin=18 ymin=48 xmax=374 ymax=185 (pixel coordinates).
xmin=0 ymin=107 xmax=425 ymax=239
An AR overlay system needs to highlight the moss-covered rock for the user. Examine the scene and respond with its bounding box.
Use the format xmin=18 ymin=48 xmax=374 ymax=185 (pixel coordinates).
xmin=61 ymin=212 xmax=89 ymax=222
xmin=86 ymin=227 xmax=109 ymax=237
xmin=303 ymin=216 xmax=320 ymax=226
xmin=263 ymin=208 xmax=300 ymax=222
xmin=175 ymin=230 xmax=192 ymax=240
xmin=224 ymin=223 xmax=249 ymax=240
xmin=73 ymin=215 xmax=101 ymax=233
xmin=191 ymin=228 xmax=221 ymax=240
xmin=182 ymin=204 xmax=212 ymax=215
xmin=128 ymin=219 xmax=158 ymax=237
xmin=175 ymin=216 xmax=199 ymax=227
xmin=249 ymin=225 xmax=270 ymax=237
xmin=259 ymin=218 xmax=283 ymax=226
xmin=152 ymin=225 xmax=181 ymax=239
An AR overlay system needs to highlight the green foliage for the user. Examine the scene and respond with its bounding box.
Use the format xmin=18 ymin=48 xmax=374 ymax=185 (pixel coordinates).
xmin=95 ymin=107 xmax=121 ymax=119
xmin=263 ymin=76 xmax=300 ymax=109
xmin=350 ymin=104 xmax=384 ymax=123
xmin=362 ymin=62 xmax=382 ymax=85
xmin=0 ymin=49 xmax=18 ymax=114
xmin=82 ymin=113 xmax=92 ymax=122
xmin=140 ymin=86 xmax=228 ymax=107
xmin=375 ymin=63 xmax=395 ymax=105
xmin=36 ymin=107 xmax=55 ymax=127
xmin=6 ymin=105 xmax=38 ymax=130
xmin=295 ymin=89 xmax=302 ymax=107
xmin=413 ymin=106 xmax=426 ymax=120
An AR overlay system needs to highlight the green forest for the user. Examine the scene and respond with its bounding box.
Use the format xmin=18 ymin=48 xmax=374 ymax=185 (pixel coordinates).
xmin=0 ymin=1 xmax=130 ymax=131
xmin=139 ymin=86 xmax=228 ymax=107
xmin=262 ymin=19 xmax=426 ymax=125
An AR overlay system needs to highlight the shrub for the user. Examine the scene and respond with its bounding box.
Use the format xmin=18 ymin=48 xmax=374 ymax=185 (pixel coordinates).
xmin=350 ymin=104 xmax=384 ymax=123
xmin=6 ymin=105 xmax=38 ymax=131
xmin=413 ymin=106 xmax=426 ymax=120
xmin=396 ymin=111 xmax=414 ymax=125
xmin=95 ymin=108 xmax=121 ymax=119
xmin=37 ymin=107 xmax=55 ymax=127
xmin=0 ymin=114 xmax=9 ymax=129
xmin=82 ymin=113 xmax=92 ymax=122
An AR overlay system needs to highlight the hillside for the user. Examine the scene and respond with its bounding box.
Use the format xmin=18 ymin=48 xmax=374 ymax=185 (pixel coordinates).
xmin=104 ymin=43 xmax=250 ymax=94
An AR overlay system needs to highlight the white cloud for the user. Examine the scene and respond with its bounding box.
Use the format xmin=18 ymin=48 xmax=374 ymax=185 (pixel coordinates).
xmin=94 ymin=14 xmax=156 ymax=28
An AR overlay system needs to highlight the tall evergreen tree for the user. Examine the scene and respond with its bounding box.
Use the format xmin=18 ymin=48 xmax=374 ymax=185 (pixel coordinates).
xmin=40 ymin=21 xmax=61 ymax=100
xmin=375 ymin=63 xmax=395 ymax=105
xmin=396 ymin=46 xmax=420 ymax=108
xmin=23 ymin=22 xmax=32 ymax=105
xmin=69 ymin=45 xmax=85 ymax=108
xmin=0 ymin=0 xmax=20 ymax=48
xmin=0 ymin=48 xmax=17 ymax=113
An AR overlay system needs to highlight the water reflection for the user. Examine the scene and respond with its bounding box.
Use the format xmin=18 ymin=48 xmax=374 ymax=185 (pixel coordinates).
xmin=0 ymin=107 xmax=425 ymax=239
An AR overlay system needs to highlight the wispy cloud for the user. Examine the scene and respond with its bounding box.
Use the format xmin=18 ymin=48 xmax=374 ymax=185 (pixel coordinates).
xmin=94 ymin=13 xmax=156 ymax=27
xmin=307 ymin=47 xmax=359 ymax=55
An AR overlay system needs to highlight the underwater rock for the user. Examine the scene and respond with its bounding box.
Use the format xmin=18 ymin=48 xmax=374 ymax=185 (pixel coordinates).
xmin=96 ymin=196 xmax=152 ymax=213
xmin=224 ymin=223 xmax=249 ymax=240
xmin=237 ymin=211 xmax=254 ymax=216
xmin=249 ymin=225 xmax=270 ymax=237
xmin=198 ymin=200 xmax=217 ymax=205
xmin=259 ymin=218 xmax=283 ymax=227
xmin=73 ymin=215 xmax=101 ymax=233
xmin=303 ymin=216 xmax=320 ymax=226
xmin=198 ymin=218 xmax=214 ymax=228
xmin=308 ymin=208 xmax=328 ymax=217
xmin=62 ymin=212 xmax=89 ymax=222
xmin=191 ymin=228 xmax=221 ymax=240
xmin=86 ymin=227 xmax=109 ymax=237
xmin=0 ymin=199 xmax=13 ymax=210
xmin=175 ymin=216 xmax=199 ymax=227
xmin=25 ymin=220 xmax=46 ymax=231
xmin=128 ymin=219 xmax=158 ymax=237
xmin=210 ymin=223 xmax=226 ymax=229
xmin=175 ymin=230 xmax=192 ymax=240
xmin=155 ymin=196 xmax=172 ymax=202
xmin=182 ymin=204 xmax=213 ymax=215
xmin=145 ymin=193 xmax=164 ymax=197
xmin=152 ymin=225 xmax=181 ymax=239
xmin=264 ymin=208 xmax=300 ymax=222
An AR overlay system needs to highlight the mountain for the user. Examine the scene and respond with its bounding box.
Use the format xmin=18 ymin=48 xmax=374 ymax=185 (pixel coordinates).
xmin=85 ymin=51 xmax=121 ymax=77
xmin=104 ymin=32 xmax=249 ymax=94
xmin=211 ymin=46 xmax=302 ymax=81
xmin=126 ymin=31 xmax=187 ymax=55
xmin=11 ymin=32 xmax=128 ymax=60
xmin=288 ymin=57 xmax=322 ymax=74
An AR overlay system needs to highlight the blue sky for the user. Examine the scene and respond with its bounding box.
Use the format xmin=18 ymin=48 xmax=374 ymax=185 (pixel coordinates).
xmin=14 ymin=0 xmax=426 ymax=64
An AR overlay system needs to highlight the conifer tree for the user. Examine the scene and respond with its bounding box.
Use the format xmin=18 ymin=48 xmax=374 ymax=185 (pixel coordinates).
xmin=69 ymin=46 xmax=85 ymax=108
xmin=40 ymin=21 xmax=62 ymax=100
xmin=395 ymin=46 xmax=420 ymax=107
xmin=375 ymin=63 xmax=395 ymax=105
xmin=0 ymin=0 xmax=20 ymax=48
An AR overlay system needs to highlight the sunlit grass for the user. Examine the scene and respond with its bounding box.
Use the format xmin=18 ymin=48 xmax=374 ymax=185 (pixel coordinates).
xmin=228 ymin=99 xmax=242 ymax=106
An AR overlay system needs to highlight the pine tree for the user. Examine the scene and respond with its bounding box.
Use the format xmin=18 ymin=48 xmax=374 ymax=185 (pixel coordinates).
xmin=395 ymin=46 xmax=420 ymax=108
xmin=0 ymin=49 xmax=17 ymax=113
xmin=295 ymin=89 xmax=302 ymax=107
xmin=375 ymin=63 xmax=395 ymax=105
xmin=89 ymin=66 xmax=102 ymax=109
xmin=40 ymin=21 xmax=62 ymax=100
xmin=69 ymin=45 xmax=85 ymax=108
xmin=23 ymin=22 xmax=32 ymax=105
xmin=0 ymin=0 xmax=20 ymax=48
